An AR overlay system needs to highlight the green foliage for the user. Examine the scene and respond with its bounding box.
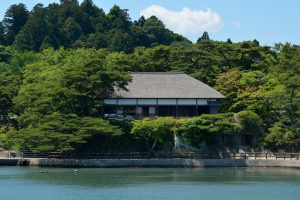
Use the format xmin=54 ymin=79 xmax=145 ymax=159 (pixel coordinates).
xmin=178 ymin=113 xmax=242 ymax=147
xmin=197 ymin=31 xmax=210 ymax=43
xmin=0 ymin=1 xmax=299 ymax=152
xmin=4 ymin=112 xmax=122 ymax=152
xmin=177 ymin=117 xmax=211 ymax=147
xmin=199 ymin=114 xmax=240 ymax=134
xmin=0 ymin=62 xmax=21 ymax=124
xmin=264 ymin=120 xmax=299 ymax=151
xmin=131 ymin=117 xmax=175 ymax=151
xmin=0 ymin=22 xmax=5 ymax=45
xmin=130 ymin=114 xmax=242 ymax=149
xmin=0 ymin=48 xmax=130 ymax=152
xmin=236 ymin=110 xmax=263 ymax=134
xmin=14 ymin=4 xmax=48 ymax=51
xmin=2 ymin=3 xmax=29 ymax=45
xmin=13 ymin=48 xmax=130 ymax=117
xmin=1 ymin=1 xmax=189 ymax=51
xmin=215 ymin=68 xmax=266 ymax=113
xmin=108 ymin=118 xmax=132 ymax=134
xmin=258 ymin=44 xmax=300 ymax=150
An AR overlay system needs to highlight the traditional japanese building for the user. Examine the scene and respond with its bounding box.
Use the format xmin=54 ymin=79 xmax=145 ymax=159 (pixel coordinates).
xmin=102 ymin=72 xmax=225 ymax=118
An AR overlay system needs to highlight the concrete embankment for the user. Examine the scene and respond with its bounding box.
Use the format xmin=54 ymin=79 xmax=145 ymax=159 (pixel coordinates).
xmin=0 ymin=158 xmax=19 ymax=166
xmin=28 ymin=158 xmax=300 ymax=168
xmin=0 ymin=158 xmax=300 ymax=168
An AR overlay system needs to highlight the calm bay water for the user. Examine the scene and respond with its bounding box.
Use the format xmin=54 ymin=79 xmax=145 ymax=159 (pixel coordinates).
xmin=0 ymin=167 xmax=299 ymax=200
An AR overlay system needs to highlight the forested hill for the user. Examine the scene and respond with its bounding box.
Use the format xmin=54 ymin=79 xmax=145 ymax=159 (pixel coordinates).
xmin=0 ymin=0 xmax=189 ymax=52
xmin=0 ymin=0 xmax=299 ymax=153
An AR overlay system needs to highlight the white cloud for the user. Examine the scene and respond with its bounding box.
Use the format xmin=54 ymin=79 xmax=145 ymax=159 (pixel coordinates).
xmin=140 ymin=5 xmax=223 ymax=37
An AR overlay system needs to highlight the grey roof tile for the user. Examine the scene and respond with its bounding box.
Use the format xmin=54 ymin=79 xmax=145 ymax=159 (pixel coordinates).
xmin=113 ymin=72 xmax=225 ymax=99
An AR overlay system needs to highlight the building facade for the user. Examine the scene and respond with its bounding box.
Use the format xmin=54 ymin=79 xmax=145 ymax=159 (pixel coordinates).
xmin=102 ymin=72 xmax=225 ymax=118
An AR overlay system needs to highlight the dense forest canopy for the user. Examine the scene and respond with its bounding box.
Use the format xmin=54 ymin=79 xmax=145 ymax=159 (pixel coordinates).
xmin=0 ymin=0 xmax=189 ymax=52
xmin=0 ymin=0 xmax=299 ymax=152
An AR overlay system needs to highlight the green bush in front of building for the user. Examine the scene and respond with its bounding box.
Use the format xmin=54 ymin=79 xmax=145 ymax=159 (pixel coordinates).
xmin=236 ymin=110 xmax=263 ymax=135
xmin=177 ymin=113 xmax=242 ymax=147
xmin=131 ymin=117 xmax=176 ymax=152
xmin=130 ymin=114 xmax=243 ymax=150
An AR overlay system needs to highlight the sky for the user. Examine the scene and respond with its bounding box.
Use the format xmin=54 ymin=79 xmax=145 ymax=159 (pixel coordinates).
xmin=0 ymin=0 xmax=299 ymax=46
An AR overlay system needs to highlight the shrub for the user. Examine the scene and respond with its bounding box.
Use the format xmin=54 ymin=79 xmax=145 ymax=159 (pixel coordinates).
xmin=236 ymin=110 xmax=263 ymax=134
xmin=131 ymin=117 xmax=175 ymax=151
xmin=108 ymin=118 xmax=132 ymax=134
xmin=177 ymin=117 xmax=210 ymax=146
xmin=5 ymin=113 xmax=122 ymax=153
xmin=264 ymin=120 xmax=299 ymax=151
xmin=178 ymin=114 xmax=242 ymax=147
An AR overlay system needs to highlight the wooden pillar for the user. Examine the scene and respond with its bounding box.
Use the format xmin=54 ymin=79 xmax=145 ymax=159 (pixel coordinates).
xmin=135 ymin=99 xmax=138 ymax=116
xmin=176 ymin=99 xmax=178 ymax=118
xmin=196 ymin=99 xmax=199 ymax=116
xmin=156 ymin=99 xmax=158 ymax=116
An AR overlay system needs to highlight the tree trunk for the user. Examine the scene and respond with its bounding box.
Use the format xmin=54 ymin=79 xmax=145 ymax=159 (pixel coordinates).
xmin=151 ymin=139 xmax=158 ymax=151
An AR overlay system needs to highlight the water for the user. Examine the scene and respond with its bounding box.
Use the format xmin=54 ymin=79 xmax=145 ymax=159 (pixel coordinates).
xmin=0 ymin=167 xmax=300 ymax=200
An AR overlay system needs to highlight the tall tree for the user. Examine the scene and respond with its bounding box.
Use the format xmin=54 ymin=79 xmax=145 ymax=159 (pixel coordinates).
xmin=197 ymin=31 xmax=210 ymax=43
xmin=108 ymin=29 xmax=134 ymax=53
xmin=0 ymin=22 xmax=5 ymax=45
xmin=143 ymin=16 xmax=169 ymax=45
xmin=107 ymin=5 xmax=131 ymax=31
xmin=2 ymin=4 xmax=29 ymax=45
xmin=0 ymin=63 xmax=21 ymax=125
xmin=80 ymin=0 xmax=102 ymax=34
xmin=62 ymin=17 xmax=83 ymax=48
xmin=14 ymin=4 xmax=49 ymax=51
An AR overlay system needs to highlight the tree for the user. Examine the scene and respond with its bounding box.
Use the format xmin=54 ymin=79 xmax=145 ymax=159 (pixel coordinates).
xmin=226 ymin=38 xmax=232 ymax=44
xmin=86 ymin=33 xmax=108 ymax=49
xmin=0 ymin=22 xmax=5 ymax=45
xmin=14 ymin=4 xmax=49 ymax=51
xmin=59 ymin=0 xmax=81 ymax=21
xmin=130 ymin=24 xmax=150 ymax=47
xmin=2 ymin=4 xmax=29 ymax=45
xmin=14 ymin=48 xmax=130 ymax=117
xmin=170 ymin=40 xmax=222 ymax=85
xmin=1 ymin=2 xmax=190 ymax=51
xmin=137 ymin=16 xmax=146 ymax=27
xmin=197 ymin=31 xmax=210 ymax=43
xmin=0 ymin=63 xmax=21 ymax=125
xmin=215 ymin=68 xmax=265 ymax=112
xmin=4 ymin=112 xmax=122 ymax=152
xmin=107 ymin=5 xmax=131 ymax=31
xmin=80 ymin=0 xmax=103 ymax=34
xmin=129 ymin=45 xmax=172 ymax=72
xmin=178 ymin=114 xmax=241 ymax=147
xmin=0 ymin=45 xmax=13 ymax=62
xmin=62 ymin=17 xmax=83 ymax=47
xmin=131 ymin=117 xmax=175 ymax=152
xmin=108 ymin=29 xmax=134 ymax=53
xmin=143 ymin=16 xmax=169 ymax=45
xmin=263 ymin=44 xmax=300 ymax=150
xmin=253 ymin=39 xmax=260 ymax=46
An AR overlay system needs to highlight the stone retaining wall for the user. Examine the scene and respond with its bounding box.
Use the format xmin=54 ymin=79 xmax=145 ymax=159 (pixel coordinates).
xmin=0 ymin=158 xmax=299 ymax=168
xmin=28 ymin=158 xmax=300 ymax=168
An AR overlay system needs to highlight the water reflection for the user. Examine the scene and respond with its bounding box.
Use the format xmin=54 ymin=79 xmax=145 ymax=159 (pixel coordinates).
xmin=5 ymin=167 xmax=300 ymax=187
xmin=0 ymin=167 xmax=300 ymax=200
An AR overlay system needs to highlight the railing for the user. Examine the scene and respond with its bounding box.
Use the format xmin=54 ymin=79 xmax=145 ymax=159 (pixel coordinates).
xmin=4 ymin=151 xmax=300 ymax=160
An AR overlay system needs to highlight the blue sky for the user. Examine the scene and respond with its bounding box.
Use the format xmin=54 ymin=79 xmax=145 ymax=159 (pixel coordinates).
xmin=1 ymin=0 xmax=299 ymax=45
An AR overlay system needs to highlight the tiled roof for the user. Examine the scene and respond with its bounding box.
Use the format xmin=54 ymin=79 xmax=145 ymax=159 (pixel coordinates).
xmin=113 ymin=72 xmax=225 ymax=99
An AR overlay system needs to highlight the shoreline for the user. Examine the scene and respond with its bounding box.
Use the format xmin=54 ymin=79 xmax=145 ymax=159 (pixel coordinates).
xmin=1 ymin=158 xmax=300 ymax=168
